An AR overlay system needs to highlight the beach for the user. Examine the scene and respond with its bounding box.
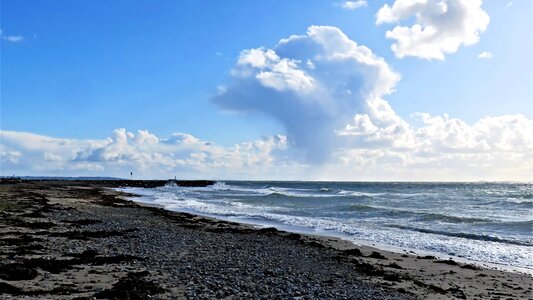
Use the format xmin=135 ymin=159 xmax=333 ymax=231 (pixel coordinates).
xmin=0 ymin=180 xmax=531 ymax=299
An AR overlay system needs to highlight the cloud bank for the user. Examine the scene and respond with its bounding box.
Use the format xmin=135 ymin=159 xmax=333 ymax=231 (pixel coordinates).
xmin=334 ymin=113 xmax=533 ymax=180
xmin=0 ymin=129 xmax=287 ymax=179
xmin=2 ymin=114 xmax=531 ymax=181
xmin=376 ymin=0 xmax=490 ymax=60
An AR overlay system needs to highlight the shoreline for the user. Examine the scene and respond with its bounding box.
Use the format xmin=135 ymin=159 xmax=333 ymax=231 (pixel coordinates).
xmin=1 ymin=180 xmax=531 ymax=299
xmin=119 ymin=186 xmax=533 ymax=276
xmin=130 ymin=196 xmax=533 ymax=276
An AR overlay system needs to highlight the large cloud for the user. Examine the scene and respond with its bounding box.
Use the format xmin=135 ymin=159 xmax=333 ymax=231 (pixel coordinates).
xmin=209 ymin=25 xmax=531 ymax=180
xmin=376 ymin=0 xmax=490 ymax=60
xmin=213 ymin=26 xmax=400 ymax=162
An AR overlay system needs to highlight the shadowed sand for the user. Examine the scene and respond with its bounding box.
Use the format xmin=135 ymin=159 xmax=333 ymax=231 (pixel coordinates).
xmin=0 ymin=180 xmax=530 ymax=299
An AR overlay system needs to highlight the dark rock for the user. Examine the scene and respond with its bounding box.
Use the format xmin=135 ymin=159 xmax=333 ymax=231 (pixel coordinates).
xmin=50 ymin=229 xmax=136 ymax=240
xmin=14 ymin=244 xmax=45 ymax=254
xmin=93 ymin=271 xmax=165 ymax=299
xmin=382 ymin=272 xmax=402 ymax=282
xmin=343 ymin=248 xmax=363 ymax=257
xmin=448 ymin=287 xmax=467 ymax=299
xmin=257 ymin=227 xmax=279 ymax=234
xmin=434 ymin=259 xmax=458 ymax=266
xmin=367 ymin=251 xmax=387 ymax=259
xmin=6 ymin=219 xmax=55 ymax=229
xmin=0 ymin=282 xmax=22 ymax=294
xmin=355 ymin=262 xmax=383 ymax=276
xmin=460 ymin=264 xmax=480 ymax=270
xmin=428 ymin=284 xmax=446 ymax=294
xmin=90 ymin=255 xmax=143 ymax=265
xmin=284 ymin=233 xmax=302 ymax=240
xmin=417 ymin=255 xmax=436 ymax=260
xmin=24 ymin=258 xmax=74 ymax=274
xmin=305 ymin=241 xmax=326 ymax=248
xmin=387 ymin=262 xmax=403 ymax=269
xmin=0 ymin=263 xmax=39 ymax=280
xmin=60 ymin=219 xmax=102 ymax=226
xmin=0 ymin=235 xmax=42 ymax=246
xmin=64 ymin=249 xmax=99 ymax=259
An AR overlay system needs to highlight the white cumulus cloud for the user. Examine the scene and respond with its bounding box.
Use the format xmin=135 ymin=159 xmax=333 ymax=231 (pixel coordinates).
xmin=340 ymin=1 xmax=367 ymax=10
xmin=333 ymin=112 xmax=533 ymax=180
xmin=376 ymin=0 xmax=490 ymax=60
xmin=478 ymin=51 xmax=493 ymax=59
xmin=0 ymin=129 xmax=288 ymax=179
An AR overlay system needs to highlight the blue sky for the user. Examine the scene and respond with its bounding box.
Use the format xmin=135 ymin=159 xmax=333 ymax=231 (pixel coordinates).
xmin=1 ymin=0 xmax=532 ymax=180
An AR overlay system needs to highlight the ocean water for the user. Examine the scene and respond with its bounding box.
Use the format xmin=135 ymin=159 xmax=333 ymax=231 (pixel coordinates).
xmin=119 ymin=181 xmax=532 ymax=271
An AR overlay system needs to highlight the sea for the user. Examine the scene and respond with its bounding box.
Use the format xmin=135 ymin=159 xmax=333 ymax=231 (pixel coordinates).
xmin=118 ymin=181 xmax=532 ymax=272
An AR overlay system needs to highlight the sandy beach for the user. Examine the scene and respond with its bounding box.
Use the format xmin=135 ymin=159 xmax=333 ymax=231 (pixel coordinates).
xmin=0 ymin=180 xmax=531 ymax=299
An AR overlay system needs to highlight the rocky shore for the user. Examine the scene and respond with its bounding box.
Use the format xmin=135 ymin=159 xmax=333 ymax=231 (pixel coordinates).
xmin=0 ymin=180 xmax=531 ymax=299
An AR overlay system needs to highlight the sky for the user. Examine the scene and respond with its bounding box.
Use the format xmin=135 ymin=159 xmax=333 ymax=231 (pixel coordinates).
xmin=1 ymin=0 xmax=532 ymax=181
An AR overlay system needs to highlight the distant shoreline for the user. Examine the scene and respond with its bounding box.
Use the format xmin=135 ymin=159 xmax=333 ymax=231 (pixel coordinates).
xmin=2 ymin=176 xmax=531 ymax=183
xmin=0 ymin=177 xmax=215 ymax=187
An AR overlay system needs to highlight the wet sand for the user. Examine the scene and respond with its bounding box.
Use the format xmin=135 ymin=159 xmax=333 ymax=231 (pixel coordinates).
xmin=0 ymin=180 xmax=531 ymax=299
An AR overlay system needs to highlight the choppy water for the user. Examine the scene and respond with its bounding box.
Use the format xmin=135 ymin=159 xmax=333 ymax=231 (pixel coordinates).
xmin=120 ymin=181 xmax=532 ymax=271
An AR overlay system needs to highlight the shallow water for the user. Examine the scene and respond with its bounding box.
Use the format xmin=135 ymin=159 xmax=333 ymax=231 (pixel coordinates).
xmin=120 ymin=181 xmax=532 ymax=270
